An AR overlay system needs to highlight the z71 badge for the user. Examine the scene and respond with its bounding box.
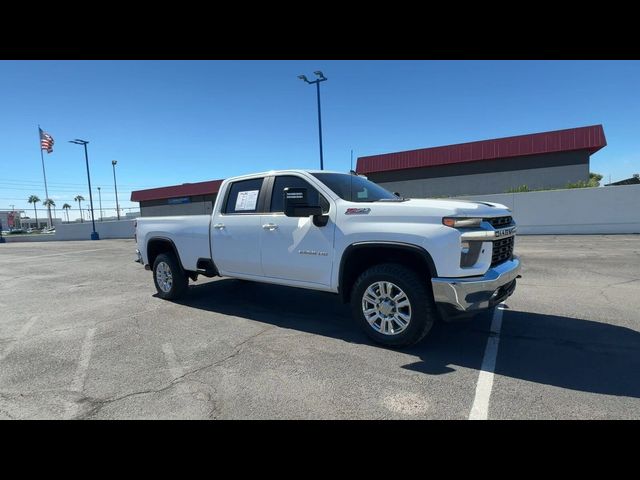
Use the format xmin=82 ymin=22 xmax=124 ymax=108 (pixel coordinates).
xmin=345 ymin=208 xmax=371 ymax=215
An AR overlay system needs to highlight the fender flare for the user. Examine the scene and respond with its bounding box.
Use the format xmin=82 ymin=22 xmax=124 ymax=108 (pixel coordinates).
xmin=337 ymin=241 xmax=438 ymax=301
xmin=146 ymin=236 xmax=186 ymax=271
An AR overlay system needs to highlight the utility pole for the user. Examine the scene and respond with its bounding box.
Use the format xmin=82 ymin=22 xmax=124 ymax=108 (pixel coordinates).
xmin=98 ymin=187 xmax=103 ymax=221
xmin=69 ymin=139 xmax=99 ymax=240
xmin=112 ymin=160 xmax=120 ymax=221
xmin=298 ymin=71 xmax=328 ymax=170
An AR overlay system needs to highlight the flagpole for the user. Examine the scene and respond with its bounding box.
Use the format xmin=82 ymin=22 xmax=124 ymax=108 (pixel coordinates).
xmin=38 ymin=125 xmax=52 ymax=228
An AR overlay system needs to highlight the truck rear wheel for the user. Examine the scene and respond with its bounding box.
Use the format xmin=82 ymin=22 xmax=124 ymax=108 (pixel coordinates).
xmin=351 ymin=263 xmax=436 ymax=347
xmin=153 ymin=253 xmax=188 ymax=300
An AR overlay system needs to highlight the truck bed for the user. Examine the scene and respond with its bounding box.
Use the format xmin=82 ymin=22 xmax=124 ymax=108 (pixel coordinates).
xmin=136 ymin=215 xmax=211 ymax=271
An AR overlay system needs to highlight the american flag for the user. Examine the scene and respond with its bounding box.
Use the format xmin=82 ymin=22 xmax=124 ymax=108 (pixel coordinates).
xmin=39 ymin=127 xmax=54 ymax=153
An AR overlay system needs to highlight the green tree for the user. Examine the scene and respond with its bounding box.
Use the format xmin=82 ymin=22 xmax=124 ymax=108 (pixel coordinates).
xmin=27 ymin=195 xmax=40 ymax=228
xmin=43 ymin=199 xmax=56 ymax=225
xmin=566 ymin=172 xmax=605 ymax=189
xmin=62 ymin=203 xmax=72 ymax=223
xmin=589 ymin=172 xmax=603 ymax=187
xmin=506 ymin=185 xmax=531 ymax=193
xmin=74 ymin=195 xmax=85 ymax=223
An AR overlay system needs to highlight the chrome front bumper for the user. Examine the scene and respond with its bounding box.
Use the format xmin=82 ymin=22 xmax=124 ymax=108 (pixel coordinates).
xmin=431 ymin=256 xmax=521 ymax=312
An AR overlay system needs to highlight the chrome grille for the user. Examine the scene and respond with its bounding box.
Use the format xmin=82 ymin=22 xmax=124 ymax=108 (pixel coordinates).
xmin=485 ymin=216 xmax=513 ymax=228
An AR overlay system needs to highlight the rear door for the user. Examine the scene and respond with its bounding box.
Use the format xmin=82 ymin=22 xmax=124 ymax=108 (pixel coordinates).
xmin=260 ymin=174 xmax=336 ymax=286
xmin=211 ymin=177 xmax=267 ymax=276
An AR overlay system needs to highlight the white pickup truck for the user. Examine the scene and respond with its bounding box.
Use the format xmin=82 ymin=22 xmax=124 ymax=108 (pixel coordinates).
xmin=135 ymin=170 xmax=520 ymax=347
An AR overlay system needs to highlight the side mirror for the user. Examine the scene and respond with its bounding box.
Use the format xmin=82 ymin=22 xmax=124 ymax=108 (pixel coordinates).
xmin=283 ymin=187 xmax=322 ymax=217
xmin=393 ymin=192 xmax=401 ymax=197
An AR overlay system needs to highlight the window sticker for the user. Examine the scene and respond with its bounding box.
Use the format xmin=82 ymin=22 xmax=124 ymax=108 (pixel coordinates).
xmin=235 ymin=190 xmax=259 ymax=211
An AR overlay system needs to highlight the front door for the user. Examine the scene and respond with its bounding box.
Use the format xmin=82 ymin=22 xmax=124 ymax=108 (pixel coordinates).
xmin=260 ymin=174 xmax=335 ymax=286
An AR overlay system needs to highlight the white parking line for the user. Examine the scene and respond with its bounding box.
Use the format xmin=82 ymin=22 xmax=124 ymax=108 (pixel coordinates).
xmin=0 ymin=248 xmax=114 ymax=263
xmin=469 ymin=304 xmax=505 ymax=420
xmin=162 ymin=343 xmax=184 ymax=380
xmin=65 ymin=327 xmax=97 ymax=419
xmin=0 ymin=316 xmax=38 ymax=361
xmin=71 ymin=328 xmax=97 ymax=392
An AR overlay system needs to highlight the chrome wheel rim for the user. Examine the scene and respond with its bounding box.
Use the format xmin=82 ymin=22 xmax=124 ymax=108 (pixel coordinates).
xmin=156 ymin=261 xmax=173 ymax=293
xmin=362 ymin=281 xmax=411 ymax=335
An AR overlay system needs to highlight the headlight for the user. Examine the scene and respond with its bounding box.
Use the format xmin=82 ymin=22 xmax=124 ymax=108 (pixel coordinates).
xmin=442 ymin=217 xmax=482 ymax=228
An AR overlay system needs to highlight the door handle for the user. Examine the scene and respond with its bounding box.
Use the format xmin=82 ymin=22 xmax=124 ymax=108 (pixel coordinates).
xmin=213 ymin=223 xmax=225 ymax=229
xmin=262 ymin=223 xmax=278 ymax=230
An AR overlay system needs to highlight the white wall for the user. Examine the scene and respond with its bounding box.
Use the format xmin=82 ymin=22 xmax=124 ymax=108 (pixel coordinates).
xmin=54 ymin=219 xmax=135 ymax=240
xmin=456 ymin=184 xmax=640 ymax=234
xmin=3 ymin=234 xmax=56 ymax=243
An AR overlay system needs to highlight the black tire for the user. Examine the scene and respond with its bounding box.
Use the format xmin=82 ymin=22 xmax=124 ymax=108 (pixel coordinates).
xmin=153 ymin=253 xmax=189 ymax=300
xmin=351 ymin=263 xmax=437 ymax=348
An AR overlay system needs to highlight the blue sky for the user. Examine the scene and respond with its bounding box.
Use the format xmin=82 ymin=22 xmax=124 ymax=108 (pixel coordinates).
xmin=1 ymin=60 xmax=639 ymax=218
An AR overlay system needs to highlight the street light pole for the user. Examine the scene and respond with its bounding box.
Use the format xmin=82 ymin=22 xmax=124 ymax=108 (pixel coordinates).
xmin=98 ymin=186 xmax=103 ymax=221
xmin=112 ymin=160 xmax=120 ymax=221
xmin=69 ymin=139 xmax=99 ymax=240
xmin=298 ymin=71 xmax=328 ymax=170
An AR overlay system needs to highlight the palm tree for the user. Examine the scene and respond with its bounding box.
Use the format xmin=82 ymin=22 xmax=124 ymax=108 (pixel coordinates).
xmin=74 ymin=195 xmax=85 ymax=223
xmin=62 ymin=203 xmax=72 ymax=223
xmin=28 ymin=195 xmax=40 ymax=228
xmin=43 ymin=199 xmax=55 ymax=226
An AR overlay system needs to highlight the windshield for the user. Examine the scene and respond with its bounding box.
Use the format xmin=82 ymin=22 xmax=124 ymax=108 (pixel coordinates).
xmin=311 ymin=173 xmax=401 ymax=202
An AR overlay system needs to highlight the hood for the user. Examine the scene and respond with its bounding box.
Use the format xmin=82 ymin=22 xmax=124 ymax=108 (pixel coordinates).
xmin=399 ymin=198 xmax=511 ymax=217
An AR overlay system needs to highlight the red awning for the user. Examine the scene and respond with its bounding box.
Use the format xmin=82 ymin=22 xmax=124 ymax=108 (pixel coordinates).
xmin=131 ymin=179 xmax=224 ymax=202
xmin=356 ymin=125 xmax=606 ymax=175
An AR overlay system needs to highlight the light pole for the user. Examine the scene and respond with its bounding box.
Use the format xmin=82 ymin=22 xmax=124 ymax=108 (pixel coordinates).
xmin=97 ymin=186 xmax=103 ymax=221
xmin=298 ymin=71 xmax=328 ymax=170
xmin=112 ymin=160 xmax=120 ymax=221
xmin=69 ymin=139 xmax=99 ymax=240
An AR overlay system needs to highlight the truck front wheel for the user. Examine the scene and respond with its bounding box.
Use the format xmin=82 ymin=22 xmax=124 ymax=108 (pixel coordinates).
xmin=153 ymin=253 xmax=188 ymax=300
xmin=351 ymin=263 xmax=436 ymax=347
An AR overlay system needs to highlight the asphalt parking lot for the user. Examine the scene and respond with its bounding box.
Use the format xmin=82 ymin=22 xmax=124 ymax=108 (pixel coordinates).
xmin=1 ymin=235 xmax=639 ymax=419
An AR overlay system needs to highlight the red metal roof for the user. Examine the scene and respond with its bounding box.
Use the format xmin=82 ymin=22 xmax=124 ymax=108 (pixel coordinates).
xmin=130 ymin=179 xmax=224 ymax=202
xmin=356 ymin=125 xmax=606 ymax=175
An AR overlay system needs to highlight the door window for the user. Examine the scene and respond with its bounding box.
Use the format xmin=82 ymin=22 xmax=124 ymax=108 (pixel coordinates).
xmin=224 ymin=178 xmax=265 ymax=214
xmin=270 ymin=175 xmax=330 ymax=213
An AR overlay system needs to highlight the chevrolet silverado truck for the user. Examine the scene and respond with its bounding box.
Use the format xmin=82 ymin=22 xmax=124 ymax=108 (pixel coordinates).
xmin=134 ymin=170 xmax=520 ymax=347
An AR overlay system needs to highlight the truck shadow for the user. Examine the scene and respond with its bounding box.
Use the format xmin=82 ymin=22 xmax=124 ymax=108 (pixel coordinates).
xmin=172 ymin=278 xmax=362 ymax=342
xmin=174 ymin=278 xmax=640 ymax=399
xmin=403 ymin=308 xmax=640 ymax=399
